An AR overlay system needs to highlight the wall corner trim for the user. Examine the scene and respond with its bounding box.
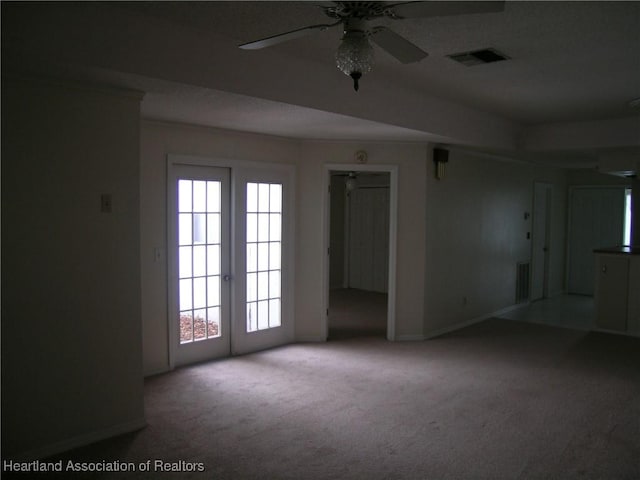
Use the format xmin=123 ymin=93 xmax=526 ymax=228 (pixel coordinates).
xmin=12 ymin=418 xmax=147 ymax=462
xmin=423 ymin=303 xmax=529 ymax=340
xmin=395 ymin=334 xmax=426 ymax=341
xmin=294 ymin=335 xmax=328 ymax=343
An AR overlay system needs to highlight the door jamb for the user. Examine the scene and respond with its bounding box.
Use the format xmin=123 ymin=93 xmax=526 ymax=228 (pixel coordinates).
xmin=531 ymin=182 xmax=552 ymax=300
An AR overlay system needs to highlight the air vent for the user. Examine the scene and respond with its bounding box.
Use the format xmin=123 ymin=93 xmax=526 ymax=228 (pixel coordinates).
xmin=448 ymin=48 xmax=509 ymax=66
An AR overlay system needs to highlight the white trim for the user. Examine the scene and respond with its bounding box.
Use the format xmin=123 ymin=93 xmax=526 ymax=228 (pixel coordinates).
xmin=294 ymin=335 xmax=327 ymax=343
xmin=168 ymin=153 xmax=295 ymax=172
xmin=421 ymin=303 xmax=530 ymax=340
xmin=593 ymin=327 xmax=640 ymax=338
xmin=13 ymin=417 xmax=147 ymax=461
xmin=322 ymin=163 xmax=398 ymax=341
xmin=531 ymin=181 xmax=553 ymax=301
xmin=395 ymin=334 xmax=425 ymax=341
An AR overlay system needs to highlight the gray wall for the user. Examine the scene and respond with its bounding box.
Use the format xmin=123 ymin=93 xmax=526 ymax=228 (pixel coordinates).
xmin=1 ymin=78 xmax=145 ymax=458
xmin=424 ymin=148 xmax=568 ymax=335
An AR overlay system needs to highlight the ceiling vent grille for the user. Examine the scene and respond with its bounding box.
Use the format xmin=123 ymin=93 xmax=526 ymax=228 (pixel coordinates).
xmin=448 ymin=48 xmax=509 ymax=66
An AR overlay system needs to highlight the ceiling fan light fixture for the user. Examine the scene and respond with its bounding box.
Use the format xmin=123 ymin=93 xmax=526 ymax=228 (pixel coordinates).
xmin=335 ymin=31 xmax=375 ymax=91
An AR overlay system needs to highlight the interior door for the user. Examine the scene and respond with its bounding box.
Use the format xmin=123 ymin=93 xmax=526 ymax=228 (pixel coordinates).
xmin=169 ymin=165 xmax=231 ymax=366
xmin=531 ymin=182 xmax=551 ymax=301
xmin=348 ymin=186 xmax=390 ymax=293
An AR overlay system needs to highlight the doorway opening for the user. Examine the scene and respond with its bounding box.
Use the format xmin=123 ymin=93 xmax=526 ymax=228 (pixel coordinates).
xmin=326 ymin=167 xmax=395 ymax=340
xmin=567 ymin=186 xmax=627 ymax=296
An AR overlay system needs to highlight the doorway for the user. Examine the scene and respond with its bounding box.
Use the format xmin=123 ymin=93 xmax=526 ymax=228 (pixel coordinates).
xmin=324 ymin=165 xmax=398 ymax=340
xmin=567 ymin=186 xmax=627 ymax=295
xmin=168 ymin=156 xmax=294 ymax=367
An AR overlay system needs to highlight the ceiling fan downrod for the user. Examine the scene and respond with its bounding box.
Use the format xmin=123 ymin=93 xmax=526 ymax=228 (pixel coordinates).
xmin=350 ymin=72 xmax=362 ymax=91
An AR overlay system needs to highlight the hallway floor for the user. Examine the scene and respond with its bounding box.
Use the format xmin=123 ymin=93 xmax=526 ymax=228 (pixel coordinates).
xmin=328 ymin=288 xmax=387 ymax=339
xmin=499 ymin=294 xmax=595 ymax=331
xmin=328 ymin=290 xmax=597 ymax=340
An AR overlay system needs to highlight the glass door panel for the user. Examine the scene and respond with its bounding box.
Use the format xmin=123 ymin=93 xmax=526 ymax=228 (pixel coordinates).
xmin=169 ymin=166 xmax=231 ymax=366
xmin=169 ymin=159 xmax=294 ymax=364
xmin=232 ymin=169 xmax=294 ymax=355
xmin=246 ymin=182 xmax=282 ymax=332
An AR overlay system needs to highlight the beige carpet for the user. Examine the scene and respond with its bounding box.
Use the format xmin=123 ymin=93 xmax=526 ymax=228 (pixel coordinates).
xmin=19 ymin=317 xmax=640 ymax=480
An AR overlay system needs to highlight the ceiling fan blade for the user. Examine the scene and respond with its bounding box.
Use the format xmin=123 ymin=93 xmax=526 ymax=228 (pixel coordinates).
xmin=386 ymin=1 xmax=505 ymax=19
xmin=239 ymin=22 xmax=340 ymax=50
xmin=371 ymin=27 xmax=428 ymax=64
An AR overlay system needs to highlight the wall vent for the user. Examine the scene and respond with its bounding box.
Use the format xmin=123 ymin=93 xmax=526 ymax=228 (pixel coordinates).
xmin=515 ymin=262 xmax=530 ymax=304
xmin=448 ymin=48 xmax=509 ymax=66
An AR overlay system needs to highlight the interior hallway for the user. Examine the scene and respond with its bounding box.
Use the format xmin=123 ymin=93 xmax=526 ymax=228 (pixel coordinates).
xmin=499 ymin=294 xmax=595 ymax=331
xmin=329 ymin=289 xmax=596 ymax=340
xmin=328 ymin=288 xmax=388 ymax=339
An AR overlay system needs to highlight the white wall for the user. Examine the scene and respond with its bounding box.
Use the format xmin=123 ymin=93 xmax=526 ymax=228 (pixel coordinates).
xmin=2 ymin=78 xmax=145 ymax=458
xmin=297 ymin=142 xmax=428 ymax=340
xmin=424 ymin=148 xmax=568 ymax=335
xmin=142 ymin=122 xmax=574 ymax=369
xmin=141 ymin=129 xmax=429 ymax=370
xmin=140 ymin=121 xmax=300 ymax=375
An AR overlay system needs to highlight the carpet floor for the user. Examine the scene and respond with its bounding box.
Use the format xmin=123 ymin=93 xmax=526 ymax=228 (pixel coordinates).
xmin=16 ymin=307 xmax=640 ymax=479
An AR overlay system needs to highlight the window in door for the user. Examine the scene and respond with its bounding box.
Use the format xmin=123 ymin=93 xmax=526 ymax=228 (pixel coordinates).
xmin=246 ymin=182 xmax=282 ymax=332
xmin=178 ymin=179 xmax=223 ymax=343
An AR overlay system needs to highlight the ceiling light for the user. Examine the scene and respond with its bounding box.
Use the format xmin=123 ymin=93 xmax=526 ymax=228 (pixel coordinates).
xmin=345 ymin=172 xmax=358 ymax=190
xmin=335 ymin=30 xmax=374 ymax=91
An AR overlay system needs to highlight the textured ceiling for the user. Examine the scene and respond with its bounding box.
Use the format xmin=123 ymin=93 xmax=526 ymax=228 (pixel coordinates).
xmin=121 ymin=1 xmax=640 ymax=124
xmin=2 ymin=1 xmax=640 ymax=161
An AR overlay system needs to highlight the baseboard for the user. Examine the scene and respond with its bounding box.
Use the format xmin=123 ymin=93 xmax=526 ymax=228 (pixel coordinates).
xmin=13 ymin=417 xmax=147 ymax=461
xmin=395 ymin=334 xmax=425 ymax=341
xmin=593 ymin=327 xmax=640 ymax=338
xmin=422 ymin=303 xmax=529 ymax=340
xmin=295 ymin=335 xmax=327 ymax=342
xmin=144 ymin=366 xmax=171 ymax=377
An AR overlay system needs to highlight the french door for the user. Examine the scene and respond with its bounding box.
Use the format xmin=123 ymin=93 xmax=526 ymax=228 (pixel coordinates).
xmin=168 ymin=159 xmax=294 ymax=367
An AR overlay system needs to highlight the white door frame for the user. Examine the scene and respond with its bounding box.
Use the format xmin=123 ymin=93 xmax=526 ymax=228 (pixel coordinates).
xmin=322 ymin=164 xmax=398 ymax=341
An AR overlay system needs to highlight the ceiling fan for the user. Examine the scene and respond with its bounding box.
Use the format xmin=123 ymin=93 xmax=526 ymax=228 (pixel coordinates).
xmin=239 ymin=1 xmax=505 ymax=91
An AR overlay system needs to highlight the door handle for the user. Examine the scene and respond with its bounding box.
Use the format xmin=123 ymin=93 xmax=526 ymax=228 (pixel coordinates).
xmin=223 ymin=274 xmax=233 ymax=281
